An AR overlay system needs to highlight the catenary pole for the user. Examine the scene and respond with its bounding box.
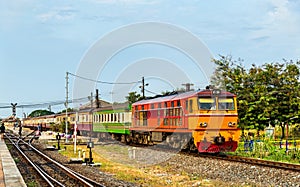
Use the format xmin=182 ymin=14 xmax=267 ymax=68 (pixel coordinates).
xmin=90 ymin=92 xmax=93 ymax=142
xmin=65 ymin=72 xmax=69 ymax=143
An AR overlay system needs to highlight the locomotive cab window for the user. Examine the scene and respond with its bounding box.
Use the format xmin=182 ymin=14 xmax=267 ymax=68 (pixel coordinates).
xmin=189 ymin=100 xmax=193 ymax=113
xmin=198 ymin=98 xmax=216 ymax=110
xmin=185 ymin=100 xmax=188 ymax=111
xmin=218 ymin=98 xmax=235 ymax=110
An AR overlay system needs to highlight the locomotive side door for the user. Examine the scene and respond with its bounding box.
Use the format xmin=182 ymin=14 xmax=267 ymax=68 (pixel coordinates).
xmin=182 ymin=99 xmax=189 ymax=128
xmin=186 ymin=97 xmax=199 ymax=130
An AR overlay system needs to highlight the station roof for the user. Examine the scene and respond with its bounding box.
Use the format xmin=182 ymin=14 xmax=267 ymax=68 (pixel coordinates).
xmin=78 ymin=99 xmax=111 ymax=110
xmin=2 ymin=115 xmax=19 ymax=122
xmin=93 ymin=102 xmax=130 ymax=112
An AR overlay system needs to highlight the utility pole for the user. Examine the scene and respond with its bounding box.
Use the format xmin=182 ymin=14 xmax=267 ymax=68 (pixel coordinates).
xmin=96 ymin=89 xmax=100 ymax=108
xmin=90 ymin=92 xmax=93 ymax=111
xmin=89 ymin=92 xmax=93 ymax=139
xmin=109 ymin=91 xmax=114 ymax=100
xmin=74 ymin=111 xmax=78 ymax=154
xmin=65 ymin=72 xmax=69 ymax=143
xmin=182 ymin=83 xmax=194 ymax=91
xmin=88 ymin=92 xmax=94 ymax=165
xmin=139 ymin=77 xmax=148 ymax=99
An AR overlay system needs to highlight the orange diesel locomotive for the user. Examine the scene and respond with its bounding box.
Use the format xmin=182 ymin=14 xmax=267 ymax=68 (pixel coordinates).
xmin=131 ymin=88 xmax=240 ymax=153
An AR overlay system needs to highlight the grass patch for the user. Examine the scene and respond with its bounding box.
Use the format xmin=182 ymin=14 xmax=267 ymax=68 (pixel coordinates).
xmin=27 ymin=180 xmax=39 ymax=187
xmin=13 ymin=157 xmax=20 ymax=163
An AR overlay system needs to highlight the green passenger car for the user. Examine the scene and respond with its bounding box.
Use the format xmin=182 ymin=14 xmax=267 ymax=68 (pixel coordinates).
xmin=92 ymin=104 xmax=132 ymax=135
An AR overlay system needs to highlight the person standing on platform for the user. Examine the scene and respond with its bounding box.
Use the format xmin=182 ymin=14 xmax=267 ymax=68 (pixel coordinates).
xmin=19 ymin=123 xmax=22 ymax=136
xmin=0 ymin=123 xmax=5 ymax=140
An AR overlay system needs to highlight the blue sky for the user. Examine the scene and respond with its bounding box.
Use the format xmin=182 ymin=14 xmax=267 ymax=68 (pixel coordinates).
xmin=1 ymin=0 xmax=300 ymax=118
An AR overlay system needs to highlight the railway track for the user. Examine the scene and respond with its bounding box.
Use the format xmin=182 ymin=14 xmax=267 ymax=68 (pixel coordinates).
xmin=222 ymin=155 xmax=300 ymax=171
xmin=6 ymin=127 xmax=299 ymax=186
xmin=176 ymin=150 xmax=300 ymax=172
xmin=5 ymin=132 xmax=105 ymax=187
xmin=96 ymin=139 xmax=300 ymax=172
xmin=11 ymin=127 xmax=300 ymax=184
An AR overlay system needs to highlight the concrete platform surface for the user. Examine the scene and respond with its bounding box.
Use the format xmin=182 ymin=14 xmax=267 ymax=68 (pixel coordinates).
xmin=0 ymin=137 xmax=26 ymax=187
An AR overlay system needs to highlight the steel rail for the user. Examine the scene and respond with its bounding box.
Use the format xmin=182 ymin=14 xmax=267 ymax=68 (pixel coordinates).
xmin=19 ymin=137 xmax=95 ymax=187
xmin=63 ymin=167 xmax=105 ymax=187
xmin=34 ymin=164 xmax=65 ymax=187
xmin=4 ymin=133 xmax=55 ymax=187
xmin=195 ymin=152 xmax=300 ymax=172
xmin=8 ymin=132 xmax=104 ymax=187
xmin=225 ymin=155 xmax=300 ymax=172
xmin=123 ymin=139 xmax=300 ymax=172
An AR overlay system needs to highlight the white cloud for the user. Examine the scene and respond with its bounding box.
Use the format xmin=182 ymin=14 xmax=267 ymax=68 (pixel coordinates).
xmin=268 ymin=0 xmax=291 ymax=23
xmin=250 ymin=0 xmax=300 ymax=42
xmin=37 ymin=6 xmax=77 ymax=22
xmin=267 ymin=0 xmax=299 ymax=33
xmin=88 ymin=0 xmax=159 ymax=5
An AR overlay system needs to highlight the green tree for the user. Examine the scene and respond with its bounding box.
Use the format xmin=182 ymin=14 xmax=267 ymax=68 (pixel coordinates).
xmin=28 ymin=110 xmax=54 ymax=117
xmin=211 ymin=56 xmax=300 ymax=138
xmin=211 ymin=56 xmax=251 ymax=132
xmin=161 ymin=88 xmax=186 ymax=95
xmin=274 ymin=62 xmax=300 ymax=138
xmin=59 ymin=108 xmax=73 ymax=114
xmin=126 ymin=92 xmax=142 ymax=106
xmin=50 ymin=122 xmax=60 ymax=132
xmin=59 ymin=121 xmax=70 ymax=133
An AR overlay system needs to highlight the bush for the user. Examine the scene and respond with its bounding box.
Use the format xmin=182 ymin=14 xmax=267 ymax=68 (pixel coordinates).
xmin=235 ymin=138 xmax=300 ymax=163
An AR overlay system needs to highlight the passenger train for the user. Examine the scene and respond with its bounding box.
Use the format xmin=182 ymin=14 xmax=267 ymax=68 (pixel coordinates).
xmin=22 ymin=88 xmax=240 ymax=153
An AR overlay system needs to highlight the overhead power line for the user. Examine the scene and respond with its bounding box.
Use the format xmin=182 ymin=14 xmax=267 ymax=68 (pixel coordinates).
xmin=68 ymin=72 xmax=141 ymax=85
xmin=145 ymin=89 xmax=160 ymax=95
xmin=0 ymin=105 xmax=11 ymax=109
xmin=0 ymin=97 xmax=91 ymax=109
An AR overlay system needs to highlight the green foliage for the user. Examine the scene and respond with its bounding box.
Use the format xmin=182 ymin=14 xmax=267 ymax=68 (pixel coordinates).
xmin=59 ymin=108 xmax=74 ymax=114
xmin=13 ymin=157 xmax=20 ymax=163
xmin=27 ymin=180 xmax=38 ymax=187
xmin=211 ymin=55 xmax=300 ymax=138
xmin=28 ymin=109 xmax=54 ymax=117
xmin=234 ymin=138 xmax=300 ymax=163
xmin=59 ymin=121 xmax=70 ymax=133
xmin=162 ymin=87 xmax=186 ymax=95
xmin=126 ymin=92 xmax=142 ymax=106
xmin=50 ymin=121 xmax=70 ymax=133
xmin=50 ymin=122 xmax=61 ymax=132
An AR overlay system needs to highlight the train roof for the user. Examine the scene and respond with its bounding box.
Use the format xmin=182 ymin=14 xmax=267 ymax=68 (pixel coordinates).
xmin=93 ymin=102 xmax=130 ymax=112
xmin=132 ymin=89 xmax=235 ymax=106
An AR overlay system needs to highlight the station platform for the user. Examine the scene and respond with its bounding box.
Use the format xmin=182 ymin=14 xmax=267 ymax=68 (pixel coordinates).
xmin=0 ymin=137 xmax=26 ymax=187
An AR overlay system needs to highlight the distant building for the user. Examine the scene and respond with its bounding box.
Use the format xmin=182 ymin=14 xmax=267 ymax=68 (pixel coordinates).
xmin=79 ymin=99 xmax=111 ymax=110
xmin=2 ymin=115 xmax=20 ymax=127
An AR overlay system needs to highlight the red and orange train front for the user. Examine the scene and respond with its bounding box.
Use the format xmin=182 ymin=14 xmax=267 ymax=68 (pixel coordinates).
xmin=188 ymin=89 xmax=240 ymax=152
xmin=131 ymin=89 xmax=240 ymax=153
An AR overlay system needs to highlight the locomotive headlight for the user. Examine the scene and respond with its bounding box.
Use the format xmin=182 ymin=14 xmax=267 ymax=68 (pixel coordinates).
xmin=228 ymin=122 xmax=236 ymax=127
xmin=200 ymin=122 xmax=207 ymax=127
xmin=212 ymin=89 xmax=221 ymax=95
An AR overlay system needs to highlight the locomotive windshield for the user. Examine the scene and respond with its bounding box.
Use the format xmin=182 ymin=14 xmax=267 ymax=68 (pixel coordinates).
xmin=198 ymin=98 xmax=216 ymax=110
xmin=198 ymin=97 xmax=235 ymax=110
xmin=218 ymin=98 xmax=235 ymax=110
